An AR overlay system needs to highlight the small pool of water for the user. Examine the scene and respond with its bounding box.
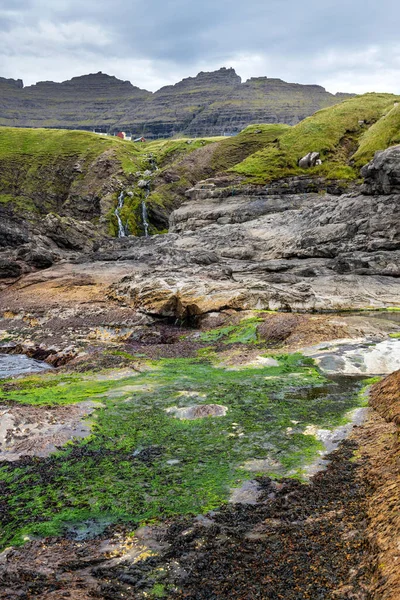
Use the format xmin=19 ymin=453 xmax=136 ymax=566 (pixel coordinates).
xmin=0 ymin=354 xmax=52 ymax=379
xmin=342 ymin=310 xmax=400 ymax=324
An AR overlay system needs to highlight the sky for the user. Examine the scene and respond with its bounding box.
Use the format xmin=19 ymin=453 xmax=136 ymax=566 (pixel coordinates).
xmin=0 ymin=0 xmax=399 ymax=94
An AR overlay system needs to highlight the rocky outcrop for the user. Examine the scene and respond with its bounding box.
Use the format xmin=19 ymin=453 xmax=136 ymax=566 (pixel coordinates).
xmin=99 ymin=148 xmax=400 ymax=316
xmin=298 ymin=152 xmax=321 ymax=168
xmin=361 ymin=144 xmax=400 ymax=194
xmin=0 ymin=69 xmax=352 ymax=138
xmin=1 ymin=144 xmax=399 ymax=315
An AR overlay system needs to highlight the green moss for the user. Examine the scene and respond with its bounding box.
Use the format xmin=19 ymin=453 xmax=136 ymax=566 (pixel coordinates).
xmin=0 ymin=354 xmax=367 ymax=550
xmin=150 ymin=583 xmax=167 ymax=598
xmin=389 ymin=332 xmax=400 ymax=338
xmin=0 ymin=372 xmax=131 ymax=406
xmin=199 ymin=317 xmax=262 ymax=344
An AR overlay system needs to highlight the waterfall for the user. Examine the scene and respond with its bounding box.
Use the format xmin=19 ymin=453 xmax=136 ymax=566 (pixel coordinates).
xmin=115 ymin=191 xmax=126 ymax=238
xmin=142 ymin=190 xmax=150 ymax=237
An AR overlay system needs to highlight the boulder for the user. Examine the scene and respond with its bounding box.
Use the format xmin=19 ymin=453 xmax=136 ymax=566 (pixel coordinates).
xmin=43 ymin=214 xmax=99 ymax=251
xmin=0 ymin=259 xmax=22 ymax=278
xmin=24 ymin=249 xmax=54 ymax=269
xmin=361 ymin=145 xmax=400 ymax=194
xmin=298 ymin=152 xmax=322 ymax=169
xmin=166 ymin=404 xmax=228 ymax=420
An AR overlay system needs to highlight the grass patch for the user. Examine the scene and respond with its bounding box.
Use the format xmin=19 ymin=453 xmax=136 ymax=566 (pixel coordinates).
xmin=353 ymin=102 xmax=400 ymax=166
xmin=209 ymin=124 xmax=290 ymax=173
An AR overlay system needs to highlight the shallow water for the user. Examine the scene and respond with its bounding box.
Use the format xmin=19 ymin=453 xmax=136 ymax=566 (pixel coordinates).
xmin=0 ymin=354 xmax=51 ymax=379
xmin=342 ymin=310 xmax=400 ymax=324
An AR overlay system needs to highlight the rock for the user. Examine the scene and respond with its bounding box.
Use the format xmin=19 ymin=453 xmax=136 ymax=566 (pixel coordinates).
xmin=298 ymin=152 xmax=321 ymax=169
xmin=43 ymin=214 xmax=100 ymax=251
xmin=108 ymin=176 xmax=400 ymax=315
xmin=0 ymin=259 xmax=22 ymax=278
xmin=361 ymin=145 xmax=400 ymax=194
xmin=230 ymin=480 xmax=263 ymax=505
xmin=166 ymin=404 xmax=228 ymax=420
xmin=24 ymin=249 xmax=54 ymax=269
xmin=137 ymin=179 xmax=150 ymax=188
xmin=306 ymin=338 xmax=400 ymax=376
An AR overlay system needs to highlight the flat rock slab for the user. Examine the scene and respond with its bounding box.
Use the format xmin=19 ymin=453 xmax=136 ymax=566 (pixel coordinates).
xmin=230 ymin=480 xmax=263 ymax=505
xmin=306 ymin=338 xmax=400 ymax=376
xmin=0 ymin=400 xmax=101 ymax=461
xmin=84 ymin=368 xmax=139 ymax=382
xmin=166 ymin=404 xmax=228 ymax=420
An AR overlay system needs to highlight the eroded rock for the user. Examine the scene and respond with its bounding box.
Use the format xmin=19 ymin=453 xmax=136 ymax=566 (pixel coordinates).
xmin=166 ymin=404 xmax=228 ymax=420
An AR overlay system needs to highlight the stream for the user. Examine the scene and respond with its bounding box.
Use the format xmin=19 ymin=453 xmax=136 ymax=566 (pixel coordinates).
xmin=142 ymin=191 xmax=150 ymax=237
xmin=115 ymin=191 xmax=127 ymax=238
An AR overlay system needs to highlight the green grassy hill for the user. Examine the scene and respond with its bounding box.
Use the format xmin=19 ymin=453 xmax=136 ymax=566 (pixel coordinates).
xmin=0 ymin=128 xmax=222 ymax=235
xmin=229 ymin=93 xmax=400 ymax=183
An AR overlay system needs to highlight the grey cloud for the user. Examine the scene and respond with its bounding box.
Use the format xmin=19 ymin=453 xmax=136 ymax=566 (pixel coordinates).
xmin=0 ymin=0 xmax=399 ymax=93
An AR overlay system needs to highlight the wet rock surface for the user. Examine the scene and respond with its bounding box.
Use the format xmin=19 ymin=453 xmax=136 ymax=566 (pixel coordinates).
xmin=0 ymin=315 xmax=398 ymax=598
xmin=0 ymin=401 xmax=99 ymax=461
xmin=165 ymin=404 xmax=228 ymax=420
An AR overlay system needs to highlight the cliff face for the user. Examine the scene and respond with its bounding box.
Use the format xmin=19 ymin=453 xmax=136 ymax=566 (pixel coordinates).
xmin=0 ymin=72 xmax=151 ymax=130
xmin=0 ymin=68 xmax=352 ymax=137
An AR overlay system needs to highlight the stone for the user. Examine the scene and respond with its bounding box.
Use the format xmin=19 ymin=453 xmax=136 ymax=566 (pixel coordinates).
xmin=361 ymin=145 xmax=400 ymax=194
xmin=0 ymin=259 xmax=22 ymax=279
xmin=298 ymin=151 xmax=321 ymax=169
xmin=24 ymin=249 xmax=54 ymax=269
xmin=165 ymin=404 xmax=228 ymax=420
xmin=307 ymin=338 xmax=400 ymax=376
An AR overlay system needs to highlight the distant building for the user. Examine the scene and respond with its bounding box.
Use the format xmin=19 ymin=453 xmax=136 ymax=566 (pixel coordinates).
xmin=133 ymin=136 xmax=146 ymax=143
xmin=92 ymin=129 xmax=108 ymax=136
xmin=116 ymin=131 xmax=126 ymax=139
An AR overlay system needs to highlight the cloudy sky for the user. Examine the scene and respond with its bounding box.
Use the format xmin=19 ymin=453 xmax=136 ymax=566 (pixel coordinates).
xmin=0 ymin=0 xmax=399 ymax=93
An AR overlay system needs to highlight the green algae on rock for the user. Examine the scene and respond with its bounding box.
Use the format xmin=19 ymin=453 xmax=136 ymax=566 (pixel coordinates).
xmin=0 ymin=354 xmax=367 ymax=550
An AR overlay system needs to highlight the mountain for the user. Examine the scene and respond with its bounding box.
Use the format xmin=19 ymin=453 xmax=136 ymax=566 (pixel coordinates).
xmin=0 ymin=68 xmax=353 ymax=138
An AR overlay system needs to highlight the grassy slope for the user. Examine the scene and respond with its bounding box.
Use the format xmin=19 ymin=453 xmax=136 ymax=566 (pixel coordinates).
xmin=0 ymin=127 xmax=141 ymax=170
xmin=0 ymin=128 xmax=142 ymax=217
xmin=230 ymin=93 xmax=400 ymax=183
xmin=144 ymin=125 xmax=290 ymax=222
xmin=0 ymin=128 xmax=223 ymax=234
xmin=353 ymin=102 xmax=400 ymax=165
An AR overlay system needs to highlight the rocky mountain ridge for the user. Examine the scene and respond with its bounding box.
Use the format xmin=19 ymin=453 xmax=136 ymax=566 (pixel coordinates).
xmin=0 ymin=67 xmax=352 ymax=137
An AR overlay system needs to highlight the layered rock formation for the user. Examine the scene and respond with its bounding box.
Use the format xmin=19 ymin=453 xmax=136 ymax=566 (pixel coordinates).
xmin=0 ymin=68 xmax=351 ymax=137
xmin=98 ymin=146 xmax=400 ymax=315
xmin=1 ymin=141 xmax=398 ymax=314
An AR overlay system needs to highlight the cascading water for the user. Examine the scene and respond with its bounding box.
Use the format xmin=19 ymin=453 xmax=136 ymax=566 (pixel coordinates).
xmin=115 ymin=191 xmax=126 ymax=238
xmin=142 ymin=189 xmax=150 ymax=237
